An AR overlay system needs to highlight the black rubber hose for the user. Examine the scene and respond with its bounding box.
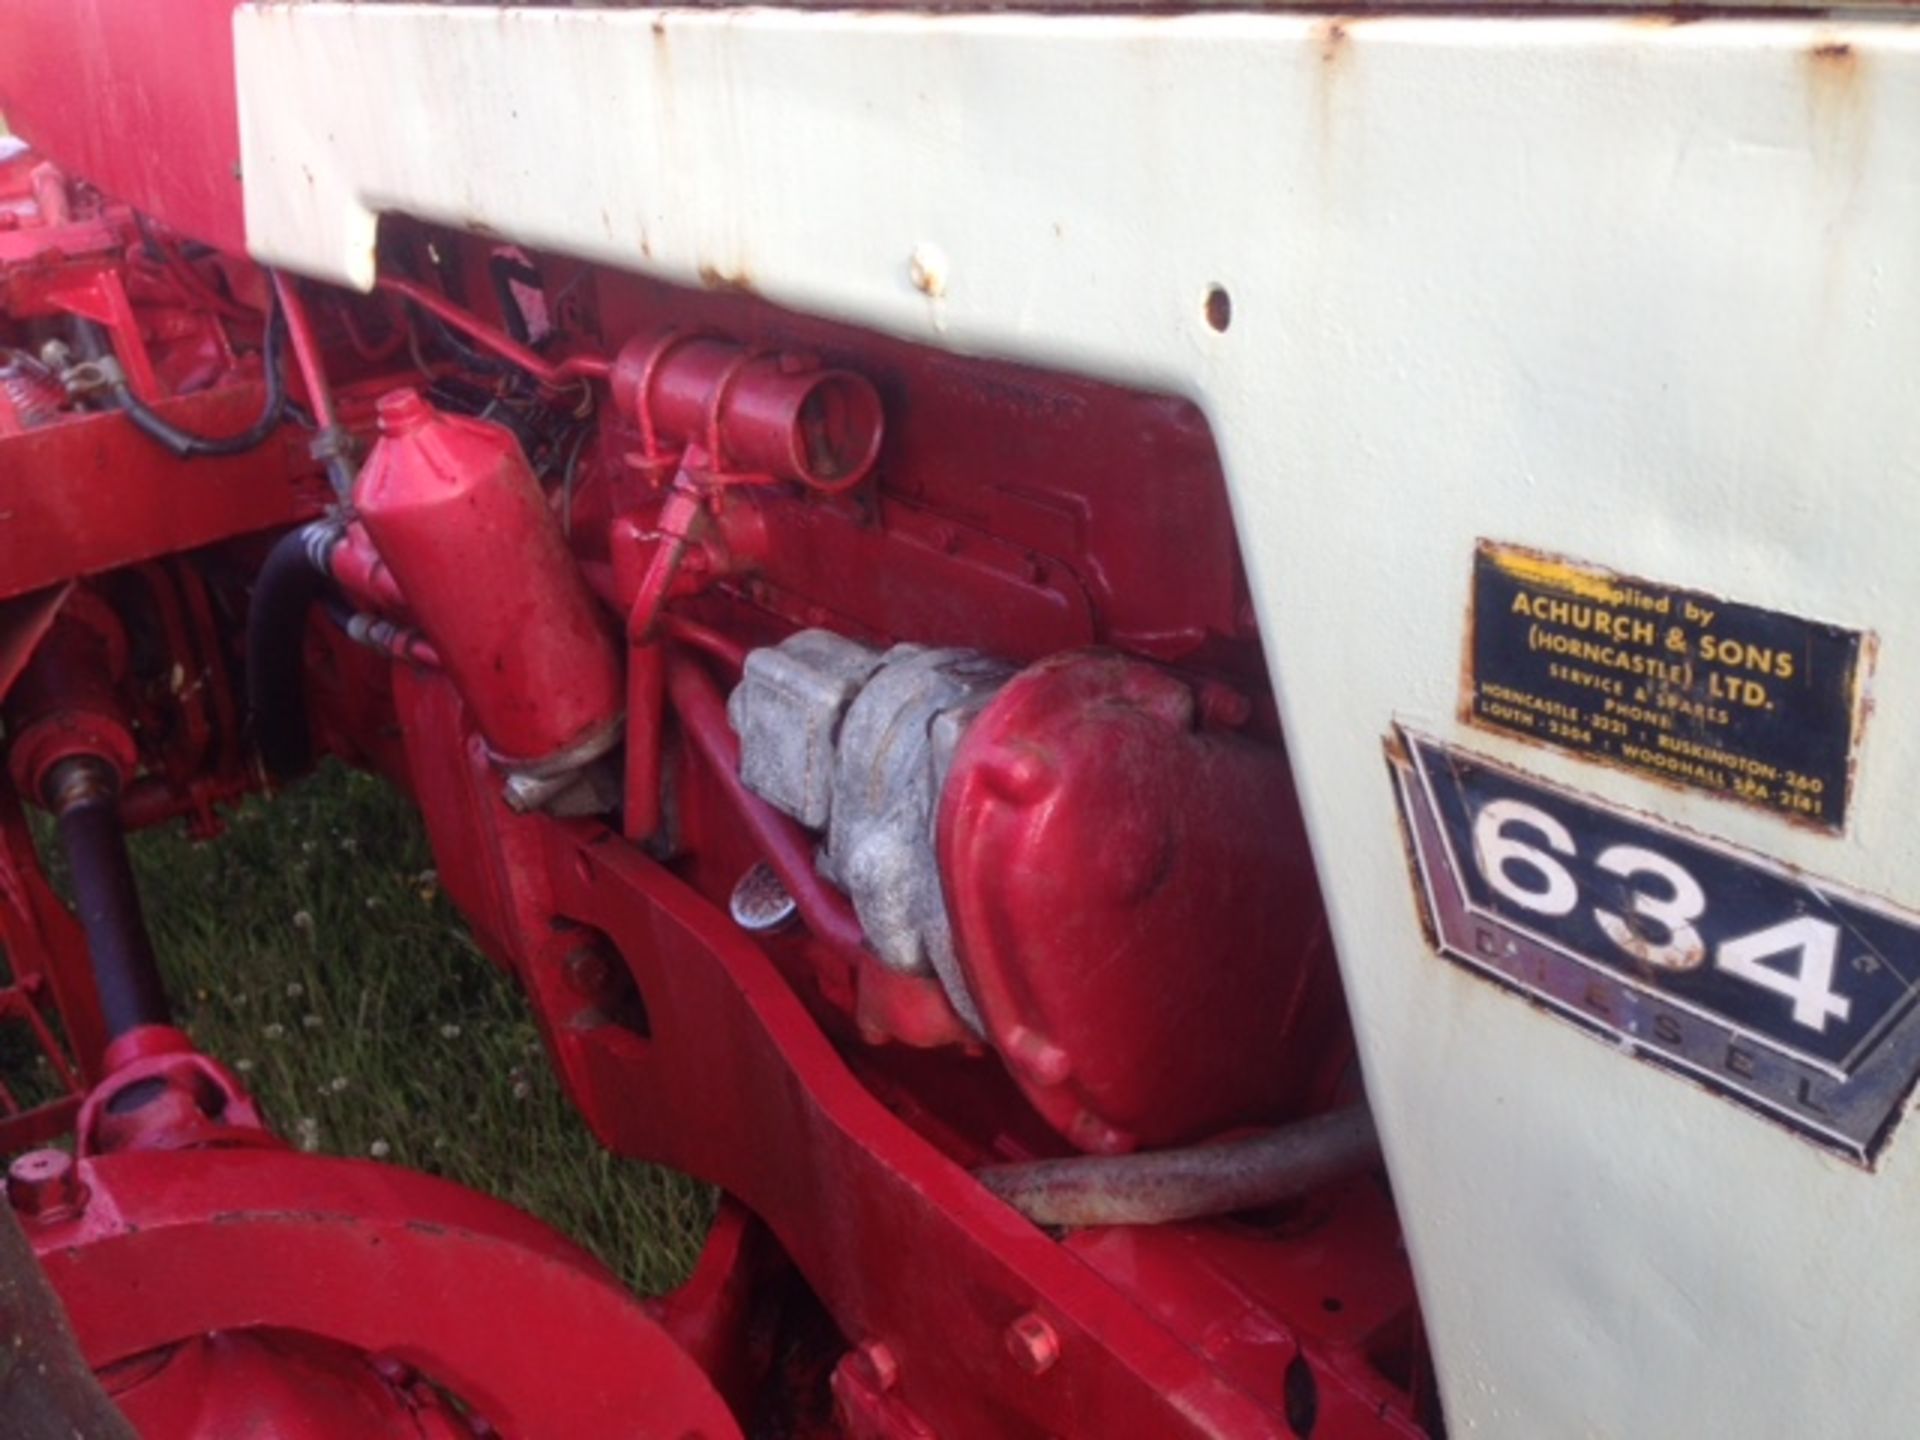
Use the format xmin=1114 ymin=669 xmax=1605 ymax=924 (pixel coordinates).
xmin=107 ymin=287 xmax=289 ymax=459
xmin=247 ymin=522 xmax=331 ymax=783
xmin=48 ymin=765 xmax=171 ymax=1039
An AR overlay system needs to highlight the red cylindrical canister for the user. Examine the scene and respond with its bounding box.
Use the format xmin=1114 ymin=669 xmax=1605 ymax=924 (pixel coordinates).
xmin=609 ymin=333 xmax=884 ymax=491
xmin=353 ymin=389 xmax=622 ymax=764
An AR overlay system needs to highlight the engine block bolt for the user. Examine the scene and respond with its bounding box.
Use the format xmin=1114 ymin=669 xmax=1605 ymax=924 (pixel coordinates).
xmin=561 ymin=945 xmax=613 ymax=999
xmin=854 ymin=1340 xmax=900 ymax=1393
xmin=1198 ymin=681 xmax=1253 ymax=730
xmin=7 ymin=1148 xmax=86 ymax=1224
xmin=1003 ymin=1025 xmax=1072 ymax=1087
xmin=729 ymin=861 xmax=799 ymax=934
xmin=1005 ymin=1312 xmax=1061 ymax=1376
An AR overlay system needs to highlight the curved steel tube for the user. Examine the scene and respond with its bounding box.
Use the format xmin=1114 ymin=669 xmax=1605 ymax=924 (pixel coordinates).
xmin=975 ymin=1104 xmax=1381 ymax=1228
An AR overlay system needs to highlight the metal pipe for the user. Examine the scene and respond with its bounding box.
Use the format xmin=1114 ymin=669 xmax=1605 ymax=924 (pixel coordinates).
xmin=321 ymin=597 xmax=442 ymax=669
xmin=577 ymin=562 xmax=748 ymax=673
xmin=663 ymin=615 xmax=748 ymax=673
xmin=377 ymin=274 xmax=611 ymax=388
xmin=43 ymin=758 xmax=171 ymax=1039
xmin=270 ymin=272 xmax=339 ymax=433
xmin=974 ymin=1104 xmax=1380 ymax=1228
xmin=665 ymin=656 xmax=868 ymax=954
xmin=269 ymin=272 xmax=358 ymax=499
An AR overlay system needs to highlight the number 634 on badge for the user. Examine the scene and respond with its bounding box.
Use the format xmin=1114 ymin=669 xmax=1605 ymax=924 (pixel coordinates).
xmin=1388 ymin=727 xmax=1920 ymax=1166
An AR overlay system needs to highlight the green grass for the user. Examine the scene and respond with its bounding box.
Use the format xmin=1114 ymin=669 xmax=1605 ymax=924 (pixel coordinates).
xmin=121 ymin=763 xmax=714 ymax=1296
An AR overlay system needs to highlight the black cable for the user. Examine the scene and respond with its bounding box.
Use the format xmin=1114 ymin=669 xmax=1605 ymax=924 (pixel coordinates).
xmin=106 ymin=285 xmax=289 ymax=459
xmin=411 ymin=300 xmax=515 ymax=377
xmin=559 ymin=420 xmax=593 ymax=536
xmin=391 ymin=243 xmax=550 ymax=388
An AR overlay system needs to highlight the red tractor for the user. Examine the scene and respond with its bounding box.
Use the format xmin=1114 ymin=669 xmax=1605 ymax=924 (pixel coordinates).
xmin=0 ymin=6 xmax=1428 ymax=1436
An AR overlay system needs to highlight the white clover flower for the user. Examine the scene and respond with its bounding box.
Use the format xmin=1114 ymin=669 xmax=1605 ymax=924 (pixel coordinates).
xmin=439 ymin=1023 xmax=462 ymax=1040
xmin=262 ymin=1023 xmax=286 ymax=1041
xmin=286 ymin=982 xmax=305 ymax=999
xmin=235 ymin=1058 xmax=255 ymax=1074
xmin=511 ymin=1079 xmax=531 ymax=1101
xmin=294 ymin=1116 xmax=321 ymax=1152
xmin=291 ymin=910 xmax=315 ymax=934
xmin=369 ymin=1139 xmax=391 ymax=1159
xmin=302 ymin=1014 xmax=323 ymax=1030
xmin=329 ymin=1076 xmax=350 ymax=1094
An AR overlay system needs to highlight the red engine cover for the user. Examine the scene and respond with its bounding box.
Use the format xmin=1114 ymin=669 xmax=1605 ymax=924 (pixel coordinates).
xmin=938 ymin=652 xmax=1346 ymax=1153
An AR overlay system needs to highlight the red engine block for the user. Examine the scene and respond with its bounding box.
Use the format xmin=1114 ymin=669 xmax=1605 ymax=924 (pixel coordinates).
xmin=0 ymin=116 xmax=1435 ymax=1440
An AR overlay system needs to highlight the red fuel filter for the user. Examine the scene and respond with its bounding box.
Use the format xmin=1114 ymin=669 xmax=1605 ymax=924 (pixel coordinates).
xmin=353 ymin=389 xmax=621 ymax=765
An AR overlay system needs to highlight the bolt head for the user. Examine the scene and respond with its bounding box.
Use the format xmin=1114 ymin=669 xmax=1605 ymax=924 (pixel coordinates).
xmin=1006 ymin=1312 xmax=1060 ymax=1376
xmin=854 ymin=1340 xmax=900 ymax=1393
xmin=8 ymin=1149 xmax=84 ymax=1223
xmin=1003 ymin=1025 xmax=1072 ymax=1088
xmin=729 ymin=862 xmax=798 ymax=934
xmin=561 ymin=946 xmax=613 ymax=999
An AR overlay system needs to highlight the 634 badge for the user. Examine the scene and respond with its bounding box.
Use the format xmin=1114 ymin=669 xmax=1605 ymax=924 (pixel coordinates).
xmin=1389 ymin=727 xmax=1920 ymax=1165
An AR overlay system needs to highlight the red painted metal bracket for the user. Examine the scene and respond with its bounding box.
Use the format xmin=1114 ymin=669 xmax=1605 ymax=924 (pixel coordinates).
xmin=533 ymin=822 xmax=1418 ymax=1440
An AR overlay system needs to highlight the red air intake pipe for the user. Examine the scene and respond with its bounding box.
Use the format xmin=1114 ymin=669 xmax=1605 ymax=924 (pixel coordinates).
xmin=611 ymin=332 xmax=884 ymax=491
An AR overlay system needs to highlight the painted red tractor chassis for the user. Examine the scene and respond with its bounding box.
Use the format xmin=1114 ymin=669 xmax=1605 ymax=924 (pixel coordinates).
xmin=0 ymin=12 xmax=1431 ymax=1436
xmin=396 ymin=665 xmax=1422 ymax=1438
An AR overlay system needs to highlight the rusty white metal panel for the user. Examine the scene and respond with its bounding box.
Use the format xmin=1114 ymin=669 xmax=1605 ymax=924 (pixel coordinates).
xmin=235 ymin=5 xmax=1920 ymax=1434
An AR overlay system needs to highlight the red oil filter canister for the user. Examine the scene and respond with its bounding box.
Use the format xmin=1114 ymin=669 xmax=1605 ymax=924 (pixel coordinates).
xmin=353 ymin=389 xmax=622 ymax=765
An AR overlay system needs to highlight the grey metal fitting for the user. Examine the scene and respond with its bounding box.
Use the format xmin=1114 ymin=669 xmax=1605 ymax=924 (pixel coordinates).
xmin=818 ymin=645 xmax=1009 ymax=1029
xmin=498 ymin=713 xmax=626 ymax=817
xmin=59 ymin=353 xmax=123 ymax=398
xmin=727 ymin=629 xmax=883 ymax=830
xmin=728 ymin=630 xmax=1012 ymax=1032
xmin=301 ymin=516 xmax=348 ymax=574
